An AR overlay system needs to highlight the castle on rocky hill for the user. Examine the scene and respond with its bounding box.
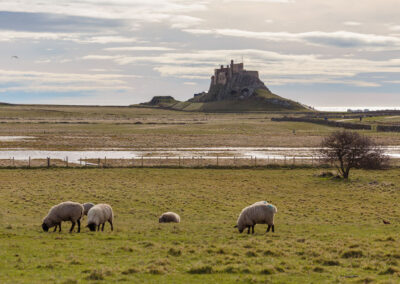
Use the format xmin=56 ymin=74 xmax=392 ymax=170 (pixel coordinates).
xmin=210 ymin=60 xmax=259 ymax=87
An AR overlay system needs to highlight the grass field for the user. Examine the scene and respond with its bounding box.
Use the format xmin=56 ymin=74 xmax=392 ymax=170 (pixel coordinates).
xmin=1 ymin=168 xmax=400 ymax=283
xmin=1 ymin=105 xmax=400 ymax=149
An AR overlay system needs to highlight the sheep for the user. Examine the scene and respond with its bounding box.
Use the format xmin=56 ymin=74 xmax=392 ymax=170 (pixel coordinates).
xmin=86 ymin=204 xmax=114 ymax=232
xmin=42 ymin=201 xmax=84 ymax=233
xmin=234 ymin=202 xmax=277 ymax=234
xmin=159 ymin=212 xmax=180 ymax=223
xmin=82 ymin=202 xmax=95 ymax=216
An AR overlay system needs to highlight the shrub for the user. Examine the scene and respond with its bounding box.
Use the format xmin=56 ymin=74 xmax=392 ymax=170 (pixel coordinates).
xmin=320 ymin=130 xmax=388 ymax=179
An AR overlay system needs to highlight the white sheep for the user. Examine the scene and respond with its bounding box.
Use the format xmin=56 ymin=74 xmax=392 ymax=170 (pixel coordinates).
xmin=82 ymin=202 xmax=95 ymax=216
xmin=159 ymin=212 xmax=180 ymax=223
xmin=42 ymin=201 xmax=84 ymax=233
xmin=87 ymin=204 xmax=114 ymax=232
xmin=234 ymin=202 xmax=277 ymax=234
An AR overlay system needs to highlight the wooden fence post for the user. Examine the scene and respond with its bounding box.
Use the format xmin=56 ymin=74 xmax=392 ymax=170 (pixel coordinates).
xmin=98 ymin=158 xmax=101 ymax=168
xmin=217 ymin=155 xmax=219 ymax=166
xmin=104 ymin=156 xmax=107 ymax=167
xmin=141 ymin=156 xmax=144 ymax=167
xmin=28 ymin=156 xmax=31 ymax=168
xmin=66 ymin=156 xmax=68 ymax=168
xmin=254 ymin=156 xmax=257 ymax=166
xmin=47 ymin=157 xmax=50 ymax=168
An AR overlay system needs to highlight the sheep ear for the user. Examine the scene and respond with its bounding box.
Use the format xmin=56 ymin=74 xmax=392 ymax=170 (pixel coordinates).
xmin=234 ymin=225 xmax=238 ymax=228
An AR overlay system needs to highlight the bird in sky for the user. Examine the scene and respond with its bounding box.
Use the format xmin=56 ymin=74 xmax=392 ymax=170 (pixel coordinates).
xmin=11 ymin=56 xmax=18 ymax=59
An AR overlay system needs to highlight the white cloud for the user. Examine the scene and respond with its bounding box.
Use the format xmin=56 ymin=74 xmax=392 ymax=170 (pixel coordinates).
xmin=104 ymin=46 xmax=176 ymax=52
xmin=184 ymin=29 xmax=400 ymax=48
xmin=389 ymin=25 xmax=400 ymax=31
xmin=343 ymin=21 xmax=362 ymax=26
xmin=0 ymin=69 xmax=138 ymax=93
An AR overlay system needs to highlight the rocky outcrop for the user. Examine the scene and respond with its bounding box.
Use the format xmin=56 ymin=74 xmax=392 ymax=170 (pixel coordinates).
xmin=143 ymin=96 xmax=177 ymax=106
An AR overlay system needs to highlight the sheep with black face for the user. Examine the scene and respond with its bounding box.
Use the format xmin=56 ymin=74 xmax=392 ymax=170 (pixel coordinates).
xmin=159 ymin=212 xmax=180 ymax=223
xmin=235 ymin=201 xmax=277 ymax=234
xmin=42 ymin=201 xmax=84 ymax=233
xmin=86 ymin=204 xmax=114 ymax=232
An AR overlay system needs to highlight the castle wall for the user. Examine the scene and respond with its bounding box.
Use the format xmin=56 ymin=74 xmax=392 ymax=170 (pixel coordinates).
xmin=210 ymin=60 xmax=257 ymax=86
xmin=232 ymin=63 xmax=243 ymax=73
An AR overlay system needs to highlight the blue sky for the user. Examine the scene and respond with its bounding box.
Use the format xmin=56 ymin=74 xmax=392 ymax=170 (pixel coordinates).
xmin=0 ymin=0 xmax=399 ymax=107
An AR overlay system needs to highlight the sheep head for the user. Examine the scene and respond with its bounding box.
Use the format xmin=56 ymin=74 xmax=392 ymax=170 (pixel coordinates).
xmin=42 ymin=223 xmax=49 ymax=232
xmin=87 ymin=223 xmax=96 ymax=231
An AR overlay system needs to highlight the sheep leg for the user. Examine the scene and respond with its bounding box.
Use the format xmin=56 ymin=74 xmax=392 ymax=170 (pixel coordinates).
xmin=247 ymin=226 xmax=250 ymax=234
xmin=109 ymin=220 xmax=113 ymax=231
xmin=266 ymin=225 xmax=271 ymax=233
xmin=97 ymin=225 xmax=100 ymax=231
xmin=272 ymin=225 xmax=275 ymax=233
xmin=59 ymin=223 xmax=62 ymax=232
xmin=101 ymin=223 xmax=105 ymax=231
xmin=69 ymin=221 xmax=75 ymax=233
xmin=77 ymin=219 xmax=81 ymax=233
xmin=53 ymin=224 xmax=58 ymax=232
xmin=252 ymin=225 xmax=255 ymax=234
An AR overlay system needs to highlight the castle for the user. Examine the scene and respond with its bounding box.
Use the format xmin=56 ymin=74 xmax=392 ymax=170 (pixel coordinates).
xmin=210 ymin=60 xmax=259 ymax=87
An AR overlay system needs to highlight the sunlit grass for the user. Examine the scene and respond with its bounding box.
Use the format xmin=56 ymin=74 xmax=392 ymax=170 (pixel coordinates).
xmin=0 ymin=168 xmax=399 ymax=283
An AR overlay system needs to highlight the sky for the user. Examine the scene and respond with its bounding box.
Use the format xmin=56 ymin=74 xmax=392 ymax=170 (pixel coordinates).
xmin=0 ymin=0 xmax=399 ymax=107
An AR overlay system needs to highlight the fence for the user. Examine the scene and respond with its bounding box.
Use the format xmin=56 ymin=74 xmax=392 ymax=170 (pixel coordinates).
xmin=0 ymin=155 xmax=335 ymax=169
xmin=376 ymin=125 xmax=400 ymax=132
xmin=271 ymin=117 xmax=372 ymax=130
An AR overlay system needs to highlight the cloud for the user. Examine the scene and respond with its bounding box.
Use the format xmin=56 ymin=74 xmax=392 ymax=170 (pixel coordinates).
xmin=0 ymin=11 xmax=122 ymax=32
xmin=0 ymin=29 xmax=137 ymax=44
xmin=104 ymin=46 xmax=176 ymax=52
xmin=184 ymin=29 xmax=400 ymax=48
xmin=343 ymin=21 xmax=362 ymax=26
xmin=389 ymin=25 xmax=400 ymax=31
xmin=0 ymin=0 xmax=207 ymax=29
xmin=222 ymin=0 xmax=294 ymax=2
xmin=0 ymin=69 xmax=138 ymax=93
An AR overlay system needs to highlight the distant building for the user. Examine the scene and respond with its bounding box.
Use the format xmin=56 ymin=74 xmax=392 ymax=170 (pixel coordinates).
xmin=210 ymin=60 xmax=259 ymax=87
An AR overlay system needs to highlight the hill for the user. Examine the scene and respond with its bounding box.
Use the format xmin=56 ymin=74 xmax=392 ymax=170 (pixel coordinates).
xmin=138 ymin=60 xmax=309 ymax=112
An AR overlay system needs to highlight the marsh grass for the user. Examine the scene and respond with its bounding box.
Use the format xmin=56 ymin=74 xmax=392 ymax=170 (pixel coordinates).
xmin=0 ymin=168 xmax=400 ymax=283
xmin=3 ymin=105 xmax=400 ymax=151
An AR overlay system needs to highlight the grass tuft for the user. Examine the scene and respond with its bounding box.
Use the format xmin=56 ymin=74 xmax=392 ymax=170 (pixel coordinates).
xmin=188 ymin=265 xmax=213 ymax=274
xmin=341 ymin=250 xmax=364 ymax=258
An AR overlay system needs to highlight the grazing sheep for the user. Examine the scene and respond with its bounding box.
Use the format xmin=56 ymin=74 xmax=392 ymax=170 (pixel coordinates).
xmin=159 ymin=212 xmax=180 ymax=223
xmin=234 ymin=202 xmax=277 ymax=234
xmin=42 ymin=201 xmax=84 ymax=233
xmin=87 ymin=204 xmax=114 ymax=232
xmin=82 ymin=202 xmax=95 ymax=216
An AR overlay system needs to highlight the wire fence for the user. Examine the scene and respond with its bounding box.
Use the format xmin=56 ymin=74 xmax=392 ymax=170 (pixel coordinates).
xmin=1 ymin=155 xmax=398 ymax=169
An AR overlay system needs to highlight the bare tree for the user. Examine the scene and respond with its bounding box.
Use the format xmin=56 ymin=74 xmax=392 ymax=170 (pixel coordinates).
xmin=319 ymin=130 xmax=388 ymax=179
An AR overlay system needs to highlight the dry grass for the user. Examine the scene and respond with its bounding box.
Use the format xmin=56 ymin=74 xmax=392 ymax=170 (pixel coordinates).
xmin=3 ymin=105 xmax=400 ymax=150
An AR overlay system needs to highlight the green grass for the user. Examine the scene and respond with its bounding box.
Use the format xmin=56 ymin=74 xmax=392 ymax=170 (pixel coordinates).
xmin=1 ymin=168 xmax=400 ymax=283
